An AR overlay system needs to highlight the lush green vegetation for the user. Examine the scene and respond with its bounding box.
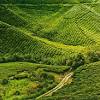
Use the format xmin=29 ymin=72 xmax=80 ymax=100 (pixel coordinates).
xmin=0 ymin=62 xmax=70 ymax=100
xmin=0 ymin=19 xmax=92 ymax=65
xmin=42 ymin=61 xmax=100 ymax=100
xmin=0 ymin=0 xmax=100 ymax=100
xmin=1 ymin=4 xmax=100 ymax=47
xmin=0 ymin=4 xmax=100 ymax=65
xmin=0 ymin=0 xmax=98 ymax=4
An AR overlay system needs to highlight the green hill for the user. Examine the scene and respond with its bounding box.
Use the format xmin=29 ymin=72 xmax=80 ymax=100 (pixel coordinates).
xmin=0 ymin=1 xmax=100 ymax=100
xmin=0 ymin=62 xmax=70 ymax=100
xmin=1 ymin=21 xmax=90 ymax=65
xmin=1 ymin=4 xmax=100 ymax=47
xmin=42 ymin=61 xmax=100 ymax=100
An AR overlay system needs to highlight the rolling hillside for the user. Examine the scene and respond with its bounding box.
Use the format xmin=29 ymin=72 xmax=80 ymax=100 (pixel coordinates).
xmin=0 ymin=4 xmax=100 ymax=47
xmin=43 ymin=61 xmax=100 ymax=100
xmin=0 ymin=20 xmax=89 ymax=65
xmin=0 ymin=62 xmax=70 ymax=100
xmin=0 ymin=4 xmax=100 ymax=62
xmin=0 ymin=0 xmax=100 ymax=100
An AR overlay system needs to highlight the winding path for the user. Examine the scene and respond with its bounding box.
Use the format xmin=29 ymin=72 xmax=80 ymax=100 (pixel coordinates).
xmin=36 ymin=72 xmax=73 ymax=100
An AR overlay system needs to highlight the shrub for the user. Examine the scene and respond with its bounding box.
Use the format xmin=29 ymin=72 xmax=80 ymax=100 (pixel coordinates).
xmin=41 ymin=73 xmax=54 ymax=80
xmin=0 ymin=96 xmax=3 ymax=100
xmin=42 ymin=58 xmax=52 ymax=65
xmin=12 ymin=54 xmax=24 ymax=61
xmin=0 ymin=57 xmax=5 ymax=63
xmin=66 ymin=53 xmax=85 ymax=70
xmin=88 ymin=52 xmax=100 ymax=63
xmin=1 ymin=79 xmax=8 ymax=85
xmin=42 ymin=31 xmax=58 ymax=40
xmin=13 ymin=91 xmax=20 ymax=95
xmin=14 ymin=72 xmax=28 ymax=80
xmin=0 ymin=54 xmax=35 ymax=63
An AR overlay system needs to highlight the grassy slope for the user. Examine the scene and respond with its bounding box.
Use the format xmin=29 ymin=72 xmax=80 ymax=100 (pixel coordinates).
xmin=0 ymin=62 xmax=69 ymax=100
xmin=42 ymin=61 xmax=100 ymax=100
xmin=0 ymin=1 xmax=100 ymax=100
xmin=0 ymin=4 xmax=99 ymax=61
xmin=1 ymin=4 xmax=100 ymax=47
xmin=0 ymin=4 xmax=93 ymax=65
xmin=0 ymin=20 xmax=89 ymax=65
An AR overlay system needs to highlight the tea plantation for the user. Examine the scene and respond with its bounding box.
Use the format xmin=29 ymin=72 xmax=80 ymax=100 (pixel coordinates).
xmin=0 ymin=0 xmax=100 ymax=100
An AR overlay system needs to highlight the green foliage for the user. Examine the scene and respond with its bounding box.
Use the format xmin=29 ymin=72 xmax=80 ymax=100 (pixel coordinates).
xmin=0 ymin=4 xmax=100 ymax=67
xmin=0 ymin=96 xmax=3 ymax=100
xmin=88 ymin=52 xmax=100 ymax=62
xmin=1 ymin=79 xmax=8 ymax=85
xmin=0 ymin=0 xmax=98 ymax=4
xmin=44 ymin=61 xmax=100 ymax=100
xmin=0 ymin=4 xmax=99 ymax=47
xmin=66 ymin=53 xmax=85 ymax=69
xmin=0 ymin=0 xmax=79 ymax=4
xmin=1 ymin=20 xmax=87 ymax=65
xmin=41 ymin=72 xmax=54 ymax=80
xmin=80 ymin=0 xmax=97 ymax=3
xmin=0 ymin=2 xmax=100 ymax=100
xmin=0 ymin=62 xmax=69 ymax=99
xmin=13 ymin=72 xmax=29 ymax=80
xmin=13 ymin=91 xmax=20 ymax=95
xmin=0 ymin=5 xmax=27 ymax=27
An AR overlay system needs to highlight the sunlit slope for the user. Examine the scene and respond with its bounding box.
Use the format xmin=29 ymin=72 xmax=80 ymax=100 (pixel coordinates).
xmin=37 ymin=4 xmax=100 ymax=46
xmin=0 ymin=2 xmax=100 ymax=100
xmin=3 ymin=4 xmax=100 ymax=47
xmin=42 ymin=61 xmax=100 ymax=100
xmin=0 ymin=62 xmax=69 ymax=100
xmin=0 ymin=4 xmax=100 ymax=61
xmin=0 ymin=21 xmax=89 ymax=65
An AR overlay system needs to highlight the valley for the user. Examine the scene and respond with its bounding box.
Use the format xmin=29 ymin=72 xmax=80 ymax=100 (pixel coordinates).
xmin=0 ymin=0 xmax=100 ymax=100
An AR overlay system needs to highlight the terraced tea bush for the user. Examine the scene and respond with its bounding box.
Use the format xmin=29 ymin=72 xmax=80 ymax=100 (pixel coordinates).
xmin=88 ymin=52 xmax=100 ymax=62
xmin=0 ymin=2 xmax=100 ymax=100
xmin=0 ymin=21 xmax=90 ymax=65
xmin=66 ymin=53 xmax=85 ymax=69
xmin=0 ymin=5 xmax=27 ymax=27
